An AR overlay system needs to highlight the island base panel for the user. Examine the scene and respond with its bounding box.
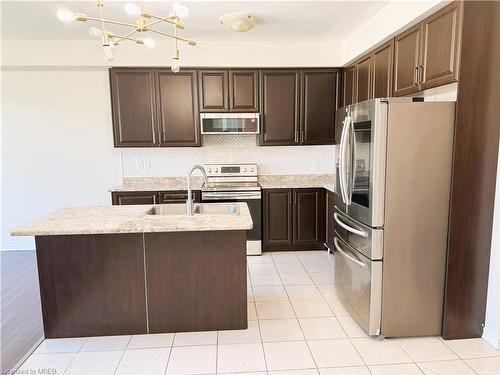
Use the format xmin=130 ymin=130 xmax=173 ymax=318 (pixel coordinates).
xmin=145 ymin=230 xmax=248 ymax=333
xmin=36 ymin=234 xmax=148 ymax=338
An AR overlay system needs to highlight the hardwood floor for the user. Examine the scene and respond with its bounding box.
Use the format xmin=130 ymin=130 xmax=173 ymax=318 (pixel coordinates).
xmin=0 ymin=250 xmax=44 ymax=373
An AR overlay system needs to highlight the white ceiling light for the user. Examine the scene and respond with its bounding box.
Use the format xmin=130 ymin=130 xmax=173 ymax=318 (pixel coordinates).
xmin=220 ymin=13 xmax=259 ymax=33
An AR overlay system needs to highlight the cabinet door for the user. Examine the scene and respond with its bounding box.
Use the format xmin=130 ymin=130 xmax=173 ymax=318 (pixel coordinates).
xmin=156 ymin=69 xmax=200 ymax=146
xmin=393 ymin=23 xmax=422 ymax=96
xmin=263 ymin=189 xmax=293 ymax=250
xmin=301 ymin=69 xmax=339 ymax=145
xmin=355 ymin=55 xmax=373 ymax=102
xmin=420 ymin=1 xmax=463 ymax=90
xmin=342 ymin=66 xmax=356 ymax=106
xmin=198 ymin=70 xmax=229 ymax=112
xmin=158 ymin=190 xmax=200 ymax=204
xmin=112 ymin=192 xmax=158 ymax=205
xmin=293 ymin=189 xmax=324 ymax=247
xmin=260 ymin=70 xmax=300 ymax=146
xmin=372 ymin=40 xmax=394 ymax=98
xmin=229 ymin=70 xmax=259 ymax=112
xmin=325 ymin=191 xmax=335 ymax=250
xmin=110 ymin=69 xmax=158 ymax=147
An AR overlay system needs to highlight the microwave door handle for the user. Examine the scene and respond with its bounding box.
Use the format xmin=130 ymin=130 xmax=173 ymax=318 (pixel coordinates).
xmin=334 ymin=213 xmax=368 ymax=237
xmin=333 ymin=238 xmax=367 ymax=269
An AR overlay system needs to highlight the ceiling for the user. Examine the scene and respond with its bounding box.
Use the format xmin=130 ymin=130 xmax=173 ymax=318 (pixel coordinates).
xmin=1 ymin=1 xmax=389 ymax=42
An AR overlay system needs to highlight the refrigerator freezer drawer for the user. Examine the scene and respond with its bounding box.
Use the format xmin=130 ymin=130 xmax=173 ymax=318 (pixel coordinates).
xmin=334 ymin=234 xmax=382 ymax=336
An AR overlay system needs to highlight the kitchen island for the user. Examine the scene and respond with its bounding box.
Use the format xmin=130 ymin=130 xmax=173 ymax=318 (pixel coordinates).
xmin=11 ymin=203 xmax=252 ymax=338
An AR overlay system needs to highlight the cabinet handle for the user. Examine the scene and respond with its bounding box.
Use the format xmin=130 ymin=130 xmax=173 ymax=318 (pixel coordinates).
xmin=289 ymin=193 xmax=292 ymax=205
xmin=295 ymin=131 xmax=299 ymax=143
xmin=300 ymin=130 xmax=304 ymax=143
xmin=419 ymin=65 xmax=424 ymax=84
xmin=153 ymin=195 xmax=156 ymax=205
xmin=413 ymin=66 xmax=419 ymax=85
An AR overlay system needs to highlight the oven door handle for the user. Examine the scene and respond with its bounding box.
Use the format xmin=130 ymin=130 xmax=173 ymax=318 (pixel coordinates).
xmin=333 ymin=237 xmax=367 ymax=268
xmin=203 ymin=193 xmax=261 ymax=200
xmin=334 ymin=213 xmax=368 ymax=238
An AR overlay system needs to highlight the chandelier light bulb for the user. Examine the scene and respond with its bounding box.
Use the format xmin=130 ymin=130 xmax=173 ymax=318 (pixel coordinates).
xmin=88 ymin=27 xmax=102 ymax=37
xmin=103 ymin=45 xmax=114 ymax=61
xmin=57 ymin=9 xmax=76 ymax=22
xmin=143 ymin=38 xmax=156 ymax=48
xmin=124 ymin=3 xmax=141 ymax=16
xmin=172 ymin=2 xmax=189 ymax=18
xmin=171 ymin=57 xmax=180 ymax=73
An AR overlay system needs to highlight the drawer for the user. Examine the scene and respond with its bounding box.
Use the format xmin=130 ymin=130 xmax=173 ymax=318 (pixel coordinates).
xmin=158 ymin=190 xmax=200 ymax=204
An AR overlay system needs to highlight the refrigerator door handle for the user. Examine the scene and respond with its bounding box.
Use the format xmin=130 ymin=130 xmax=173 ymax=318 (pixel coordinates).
xmin=349 ymin=117 xmax=356 ymax=205
xmin=339 ymin=115 xmax=350 ymax=204
xmin=334 ymin=237 xmax=367 ymax=269
xmin=334 ymin=213 xmax=368 ymax=238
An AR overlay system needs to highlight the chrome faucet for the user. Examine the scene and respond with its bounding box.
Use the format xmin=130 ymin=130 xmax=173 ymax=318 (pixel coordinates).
xmin=187 ymin=165 xmax=208 ymax=215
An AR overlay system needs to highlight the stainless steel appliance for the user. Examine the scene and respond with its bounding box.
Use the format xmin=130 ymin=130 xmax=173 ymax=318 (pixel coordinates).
xmin=201 ymin=163 xmax=262 ymax=255
xmin=334 ymin=98 xmax=455 ymax=337
xmin=200 ymin=113 xmax=259 ymax=134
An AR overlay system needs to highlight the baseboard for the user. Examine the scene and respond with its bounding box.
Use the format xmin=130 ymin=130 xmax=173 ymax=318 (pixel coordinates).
xmin=0 ymin=245 xmax=35 ymax=252
xmin=10 ymin=336 xmax=44 ymax=373
xmin=482 ymin=328 xmax=500 ymax=349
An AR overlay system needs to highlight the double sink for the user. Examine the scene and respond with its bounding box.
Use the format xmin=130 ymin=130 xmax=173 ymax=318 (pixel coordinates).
xmin=147 ymin=203 xmax=240 ymax=216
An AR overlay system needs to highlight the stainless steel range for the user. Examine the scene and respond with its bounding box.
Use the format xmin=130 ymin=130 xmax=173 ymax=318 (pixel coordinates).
xmin=201 ymin=164 xmax=262 ymax=255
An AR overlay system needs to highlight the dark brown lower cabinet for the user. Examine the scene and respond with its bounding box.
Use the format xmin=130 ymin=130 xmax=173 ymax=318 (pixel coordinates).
xmin=325 ymin=191 xmax=335 ymax=250
xmin=263 ymin=188 xmax=325 ymax=251
xmin=111 ymin=191 xmax=158 ymax=205
xmin=112 ymin=190 xmax=201 ymax=205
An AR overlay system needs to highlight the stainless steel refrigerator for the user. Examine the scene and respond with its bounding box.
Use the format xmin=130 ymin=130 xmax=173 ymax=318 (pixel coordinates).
xmin=333 ymin=98 xmax=455 ymax=337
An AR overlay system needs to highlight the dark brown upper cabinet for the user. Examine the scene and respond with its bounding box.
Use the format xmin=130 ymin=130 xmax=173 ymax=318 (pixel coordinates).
xmin=355 ymin=55 xmax=373 ymax=102
xmin=394 ymin=1 xmax=463 ymax=96
xmin=229 ymin=70 xmax=259 ymax=112
xmin=342 ymin=66 xmax=356 ymax=106
xmin=260 ymin=69 xmax=301 ymax=146
xmin=156 ymin=69 xmax=200 ymax=146
xmin=394 ymin=23 xmax=422 ymax=96
xmin=420 ymin=1 xmax=463 ymax=90
xmin=372 ymin=39 xmax=394 ymax=98
xmin=300 ymin=69 xmax=339 ymax=145
xmin=263 ymin=188 xmax=325 ymax=251
xmin=198 ymin=70 xmax=229 ymax=112
xmin=111 ymin=69 xmax=158 ymax=147
xmin=198 ymin=69 xmax=259 ymax=112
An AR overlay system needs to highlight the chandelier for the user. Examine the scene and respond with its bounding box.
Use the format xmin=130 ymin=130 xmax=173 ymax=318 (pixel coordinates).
xmin=57 ymin=0 xmax=197 ymax=72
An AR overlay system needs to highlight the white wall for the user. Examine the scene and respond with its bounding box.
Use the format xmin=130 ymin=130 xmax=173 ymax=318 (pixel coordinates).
xmin=483 ymin=139 xmax=500 ymax=348
xmin=342 ymin=0 xmax=444 ymax=64
xmin=2 ymin=40 xmax=344 ymax=67
xmin=122 ymin=136 xmax=334 ymax=177
xmin=1 ymin=70 xmax=123 ymax=251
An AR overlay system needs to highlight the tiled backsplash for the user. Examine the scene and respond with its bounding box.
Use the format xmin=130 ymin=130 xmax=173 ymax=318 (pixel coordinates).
xmin=121 ymin=135 xmax=335 ymax=177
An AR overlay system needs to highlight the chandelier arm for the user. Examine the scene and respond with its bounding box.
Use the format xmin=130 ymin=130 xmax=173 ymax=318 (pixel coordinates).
xmin=148 ymin=28 xmax=196 ymax=46
xmin=113 ymin=30 xmax=139 ymax=45
xmin=142 ymin=12 xmax=185 ymax=30
xmin=84 ymin=16 xmax=137 ymax=29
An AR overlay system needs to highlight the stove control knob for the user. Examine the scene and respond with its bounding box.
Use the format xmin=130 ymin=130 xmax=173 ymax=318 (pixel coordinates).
xmin=250 ymin=168 xmax=254 ymax=172
xmin=207 ymin=168 xmax=212 ymax=173
xmin=215 ymin=168 xmax=219 ymax=173
xmin=243 ymin=168 xmax=247 ymax=172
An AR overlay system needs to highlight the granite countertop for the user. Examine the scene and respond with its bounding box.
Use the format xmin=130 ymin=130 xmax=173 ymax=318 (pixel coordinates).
xmin=11 ymin=203 xmax=253 ymax=236
xmin=110 ymin=174 xmax=335 ymax=192
xmin=258 ymin=174 xmax=335 ymax=189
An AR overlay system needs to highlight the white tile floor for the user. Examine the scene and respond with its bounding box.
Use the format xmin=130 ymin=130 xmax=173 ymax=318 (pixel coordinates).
xmin=18 ymin=250 xmax=500 ymax=375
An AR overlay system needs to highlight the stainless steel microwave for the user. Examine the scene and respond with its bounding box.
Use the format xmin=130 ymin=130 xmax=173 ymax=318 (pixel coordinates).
xmin=200 ymin=113 xmax=260 ymax=134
